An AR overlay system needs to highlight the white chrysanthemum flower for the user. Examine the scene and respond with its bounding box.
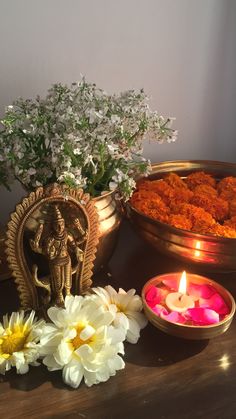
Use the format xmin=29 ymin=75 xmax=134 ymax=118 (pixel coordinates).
xmin=0 ymin=311 xmax=45 ymax=375
xmin=91 ymin=286 xmax=148 ymax=344
xmin=41 ymin=295 xmax=125 ymax=389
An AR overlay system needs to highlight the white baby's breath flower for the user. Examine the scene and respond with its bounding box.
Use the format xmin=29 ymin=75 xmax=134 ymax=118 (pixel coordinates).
xmin=41 ymin=295 xmax=125 ymax=389
xmin=0 ymin=79 xmax=177 ymax=197
xmin=28 ymin=168 xmax=36 ymax=176
xmin=109 ymin=181 xmax=117 ymax=191
xmin=58 ymin=171 xmax=75 ymax=182
xmin=110 ymin=115 xmax=120 ymax=124
xmin=0 ymin=311 xmax=45 ymax=375
xmin=74 ymin=148 xmax=82 ymax=155
xmin=91 ymin=286 xmax=148 ymax=344
xmin=35 ymin=180 xmax=42 ymax=186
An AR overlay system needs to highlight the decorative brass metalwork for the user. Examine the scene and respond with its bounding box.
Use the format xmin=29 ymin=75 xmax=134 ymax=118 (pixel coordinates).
xmin=5 ymin=184 xmax=99 ymax=313
xmin=0 ymin=226 xmax=12 ymax=282
xmin=127 ymin=160 xmax=236 ymax=272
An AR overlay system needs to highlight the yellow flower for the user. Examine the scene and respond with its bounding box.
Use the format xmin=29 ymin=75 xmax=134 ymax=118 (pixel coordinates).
xmin=0 ymin=311 xmax=45 ymax=375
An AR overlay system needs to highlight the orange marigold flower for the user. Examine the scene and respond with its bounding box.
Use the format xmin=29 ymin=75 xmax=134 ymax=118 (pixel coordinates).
xmin=130 ymin=190 xmax=170 ymax=224
xmin=130 ymin=189 xmax=160 ymax=203
xmin=171 ymin=203 xmax=216 ymax=233
xmin=149 ymin=180 xmax=175 ymax=205
xmin=208 ymin=223 xmax=236 ymax=238
xmin=145 ymin=208 xmax=170 ymax=223
xmin=194 ymin=184 xmax=218 ymax=197
xmin=219 ymin=190 xmax=236 ymax=202
xmin=185 ymin=171 xmax=216 ymax=190
xmin=217 ymin=176 xmax=236 ymax=196
xmin=190 ymin=193 xmax=229 ymax=221
xmin=130 ymin=172 xmax=236 ymax=238
xmin=229 ymin=200 xmax=236 ymax=217
xmin=170 ymin=187 xmax=194 ymax=205
xmin=224 ymin=216 xmax=236 ymax=230
xmin=136 ymin=179 xmax=153 ymax=191
xmin=168 ymin=214 xmax=192 ymax=231
xmin=164 ymin=172 xmax=188 ymax=189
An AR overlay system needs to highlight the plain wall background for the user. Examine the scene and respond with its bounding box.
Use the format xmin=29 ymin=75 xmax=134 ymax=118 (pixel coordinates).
xmin=0 ymin=0 xmax=236 ymax=224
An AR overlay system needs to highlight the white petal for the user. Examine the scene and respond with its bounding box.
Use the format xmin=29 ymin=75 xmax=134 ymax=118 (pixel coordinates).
xmin=65 ymin=295 xmax=83 ymax=315
xmin=92 ymin=287 xmax=111 ymax=305
xmin=107 ymin=325 xmax=126 ymax=344
xmin=116 ymin=342 xmax=125 ymax=355
xmin=13 ymin=351 xmax=25 ymax=366
xmin=127 ymin=316 xmax=141 ymax=332
xmin=24 ymin=310 xmax=36 ymax=330
xmin=62 ymin=360 xmax=84 ymax=389
xmin=17 ymin=362 xmax=29 ymax=375
xmin=76 ymin=344 xmax=93 ymax=359
xmin=126 ymin=311 xmax=148 ymax=329
xmin=40 ymin=324 xmax=62 ymax=346
xmin=113 ymin=312 xmax=129 ymax=331
xmin=80 ymin=325 xmax=95 ymax=341
xmin=126 ymin=288 xmax=136 ymax=297
xmin=43 ymin=355 xmax=61 ymax=371
xmin=126 ymin=295 xmax=143 ymax=312
xmin=54 ymin=341 xmax=72 ymax=366
xmin=0 ymin=358 xmax=7 ymax=375
xmin=83 ymin=370 xmax=99 ymax=387
xmin=92 ymin=311 xmax=114 ymax=328
xmin=47 ymin=307 xmax=64 ymax=328
xmin=126 ymin=330 xmax=139 ymax=344
xmin=104 ymin=285 xmax=118 ymax=301
xmin=108 ymin=354 xmax=125 ymax=373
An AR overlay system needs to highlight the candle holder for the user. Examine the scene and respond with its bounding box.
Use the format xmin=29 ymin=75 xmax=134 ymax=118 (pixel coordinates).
xmin=142 ymin=273 xmax=235 ymax=340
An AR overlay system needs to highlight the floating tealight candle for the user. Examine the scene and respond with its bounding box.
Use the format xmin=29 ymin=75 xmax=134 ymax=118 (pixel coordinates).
xmin=165 ymin=271 xmax=194 ymax=313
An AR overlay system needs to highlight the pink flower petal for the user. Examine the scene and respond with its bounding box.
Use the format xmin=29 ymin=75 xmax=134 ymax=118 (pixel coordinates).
xmin=188 ymin=283 xmax=215 ymax=299
xmin=161 ymin=311 xmax=187 ymax=324
xmin=199 ymin=293 xmax=230 ymax=315
xmin=162 ymin=278 xmax=178 ymax=291
xmin=186 ymin=307 xmax=219 ymax=325
xmin=152 ymin=304 xmax=168 ymax=316
xmin=145 ymin=286 xmax=166 ymax=307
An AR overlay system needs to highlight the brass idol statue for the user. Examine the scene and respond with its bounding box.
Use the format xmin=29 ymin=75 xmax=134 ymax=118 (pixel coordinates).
xmin=30 ymin=205 xmax=88 ymax=306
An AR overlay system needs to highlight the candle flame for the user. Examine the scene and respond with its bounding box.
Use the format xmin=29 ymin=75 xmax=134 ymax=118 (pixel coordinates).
xmin=178 ymin=271 xmax=187 ymax=294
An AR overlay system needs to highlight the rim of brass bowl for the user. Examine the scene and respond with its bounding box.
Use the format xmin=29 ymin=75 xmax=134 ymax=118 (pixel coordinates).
xmin=127 ymin=160 xmax=236 ymax=271
xmin=142 ymin=272 xmax=236 ymax=340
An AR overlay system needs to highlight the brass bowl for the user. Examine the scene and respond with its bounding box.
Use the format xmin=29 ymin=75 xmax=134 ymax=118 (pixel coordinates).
xmin=127 ymin=160 xmax=236 ymax=271
xmin=142 ymin=272 xmax=235 ymax=340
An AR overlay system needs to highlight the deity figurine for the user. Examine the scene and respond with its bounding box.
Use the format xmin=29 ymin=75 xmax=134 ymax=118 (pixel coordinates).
xmin=30 ymin=205 xmax=88 ymax=306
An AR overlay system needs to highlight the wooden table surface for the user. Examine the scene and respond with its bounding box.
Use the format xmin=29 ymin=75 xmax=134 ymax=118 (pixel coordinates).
xmin=1 ymin=220 xmax=236 ymax=419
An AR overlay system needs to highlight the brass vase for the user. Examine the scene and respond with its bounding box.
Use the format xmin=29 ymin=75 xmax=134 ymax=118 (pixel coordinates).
xmin=23 ymin=188 xmax=122 ymax=274
xmin=93 ymin=190 xmax=122 ymax=272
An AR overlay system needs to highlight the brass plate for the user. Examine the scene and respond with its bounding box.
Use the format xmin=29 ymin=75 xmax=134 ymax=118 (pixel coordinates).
xmin=142 ymin=273 xmax=236 ymax=340
xmin=127 ymin=160 xmax=236 ymax=271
